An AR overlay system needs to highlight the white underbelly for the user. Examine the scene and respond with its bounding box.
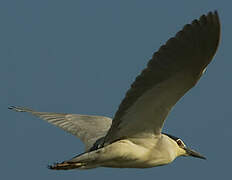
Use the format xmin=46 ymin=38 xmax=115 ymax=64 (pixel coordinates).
xmin=98 ymin=139 xmax=173 ymax=168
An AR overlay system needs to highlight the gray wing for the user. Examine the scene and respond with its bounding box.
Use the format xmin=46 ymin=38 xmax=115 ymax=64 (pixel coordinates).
xmin=104 ymin=11 xmax=220 ymax=144
xmin=9 ymin=106 xmax=112 ymax=151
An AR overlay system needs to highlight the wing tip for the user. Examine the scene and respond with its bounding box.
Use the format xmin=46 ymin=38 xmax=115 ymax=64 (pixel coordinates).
xmin=8 ymin=105 xmax=24 ymax=112
xmin=8 ymin=105 xmax=33 ymax=113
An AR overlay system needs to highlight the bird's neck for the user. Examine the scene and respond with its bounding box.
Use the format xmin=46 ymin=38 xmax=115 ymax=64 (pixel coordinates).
xmin=149 ymin=135 xmax=178 ymax=164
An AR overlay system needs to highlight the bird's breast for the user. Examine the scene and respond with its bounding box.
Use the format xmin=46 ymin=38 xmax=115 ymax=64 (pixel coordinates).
xmin=100 ymin=138 xmax=174 ymax=168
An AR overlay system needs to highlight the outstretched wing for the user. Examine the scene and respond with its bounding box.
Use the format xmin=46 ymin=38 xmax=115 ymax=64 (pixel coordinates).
xmin=104 ymin=11 xmax=220 ymax=144
xmin=9 ymin=106 xmax=112 ymax=151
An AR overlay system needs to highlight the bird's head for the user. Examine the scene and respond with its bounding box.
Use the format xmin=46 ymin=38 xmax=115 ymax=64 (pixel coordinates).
xmin=164 ymin=133 xmax=206 ymax=160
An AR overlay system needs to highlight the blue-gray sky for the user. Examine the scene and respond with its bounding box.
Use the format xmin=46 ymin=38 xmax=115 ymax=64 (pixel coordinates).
xmin=1 ymin=0 xmax=231 ymax=179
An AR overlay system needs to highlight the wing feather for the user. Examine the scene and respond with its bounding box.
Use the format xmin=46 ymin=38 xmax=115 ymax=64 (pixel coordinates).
xmin=104 ymin=11 xmax=220 ymax=144
xmin=9 ymin=106 xmax=112 ymax=151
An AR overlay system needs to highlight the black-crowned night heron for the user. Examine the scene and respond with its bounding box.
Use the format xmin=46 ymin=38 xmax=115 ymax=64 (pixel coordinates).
xmin=9 ymin=11 xmax=220 ymax=170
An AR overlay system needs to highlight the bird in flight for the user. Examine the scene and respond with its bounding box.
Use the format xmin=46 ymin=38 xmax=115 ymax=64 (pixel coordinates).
xmin=9 ymin=11 xmax=220 ymax=170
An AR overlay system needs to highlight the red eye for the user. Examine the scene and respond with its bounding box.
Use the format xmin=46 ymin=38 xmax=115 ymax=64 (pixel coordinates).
xmin=176 ymin=139 xmax=183 ymax=146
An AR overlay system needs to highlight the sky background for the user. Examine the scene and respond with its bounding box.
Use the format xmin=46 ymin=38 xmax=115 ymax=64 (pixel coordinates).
xmin=1 ymin=0 xmax=231 ymax=179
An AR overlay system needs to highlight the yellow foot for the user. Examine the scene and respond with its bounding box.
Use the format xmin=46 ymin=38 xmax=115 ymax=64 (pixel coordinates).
xmin=48 ymin=161 xmax=84 ymax=170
